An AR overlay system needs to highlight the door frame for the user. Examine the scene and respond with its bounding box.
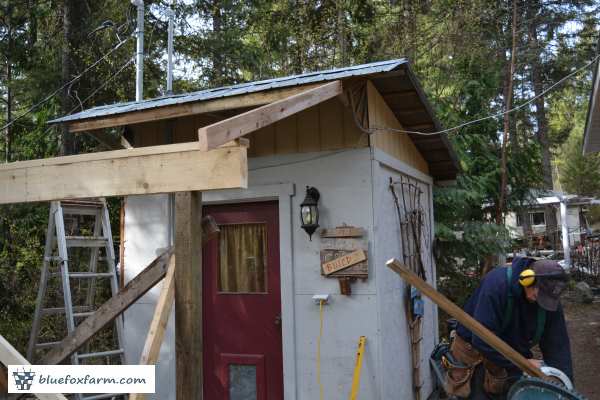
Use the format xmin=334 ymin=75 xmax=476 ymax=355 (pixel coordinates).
xmin=203 ymin=183 xmax=297 ymax=400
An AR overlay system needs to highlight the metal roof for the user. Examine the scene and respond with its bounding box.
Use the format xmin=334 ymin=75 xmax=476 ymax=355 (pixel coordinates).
xmin=50 ymin=58 xmax=409 ymax=124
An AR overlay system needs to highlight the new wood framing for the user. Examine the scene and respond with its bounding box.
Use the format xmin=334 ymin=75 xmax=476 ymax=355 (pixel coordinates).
xmin=65 ymin=83 xmax=328 ymax=133
xmin=42 ymin=251 xmax=173 ymax=365
xmin=129 ymin=256 xmax=176 ymax=400
xmin=198 ymin=81 xmax=343 ymax=150
xmin=175 ymin=192 xmax=203 ymax=399
xmin=0 ymin=142 xmax=247 ymax=204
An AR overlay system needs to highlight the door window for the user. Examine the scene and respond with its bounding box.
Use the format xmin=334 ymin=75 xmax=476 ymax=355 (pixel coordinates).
xmin=229 ymin=364 xmax=257 ymax=400
xmin=218 ymin=223 xmax=268 ymax=293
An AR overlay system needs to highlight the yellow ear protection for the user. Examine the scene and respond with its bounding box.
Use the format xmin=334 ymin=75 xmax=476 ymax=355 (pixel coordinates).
xmin=518 ymin=269 xmax=567 ymax=287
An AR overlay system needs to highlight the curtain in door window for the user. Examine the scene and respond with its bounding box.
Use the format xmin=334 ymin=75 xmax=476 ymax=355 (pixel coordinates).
xmin=218 ymin=223 xmax=267 ymax=293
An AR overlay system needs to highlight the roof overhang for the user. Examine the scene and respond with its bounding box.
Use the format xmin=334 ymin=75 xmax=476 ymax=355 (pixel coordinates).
xmin=50 ymin=59 xmax=459 ymax=180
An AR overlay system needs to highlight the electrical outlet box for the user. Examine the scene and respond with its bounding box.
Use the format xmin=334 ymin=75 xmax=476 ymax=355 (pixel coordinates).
xmin=312 ymin=294 xmax=330 ymax=305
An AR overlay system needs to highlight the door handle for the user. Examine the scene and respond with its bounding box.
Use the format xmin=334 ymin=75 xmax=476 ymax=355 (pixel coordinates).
xmin=274 ymin=314 xmax=282 ymax=326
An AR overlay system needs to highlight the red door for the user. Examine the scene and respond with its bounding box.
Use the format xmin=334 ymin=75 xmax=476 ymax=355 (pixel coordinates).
xmin=203 ymin=201 xmax=283 ymax=400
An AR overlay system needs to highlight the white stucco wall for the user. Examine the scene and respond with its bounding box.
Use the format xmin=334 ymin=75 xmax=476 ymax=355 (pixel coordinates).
xmin=122 ymin=147 xmax=436 ymax=400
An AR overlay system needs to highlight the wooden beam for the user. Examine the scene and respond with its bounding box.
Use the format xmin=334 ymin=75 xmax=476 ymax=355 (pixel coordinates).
xmin=42 ymin=250 xmax=173 ymax=365
xmin=129 ymin=255 xmax=176 ymax=400
xmin=0 ymin=335 xmax=68 ymax=400
xmin=0 ymin=142 xmax=247 ymax=204
xmin=175 ymin=192 xmax=203 ymax=400
xmin=66 ymin=83 xmax=328 ymax=133
xmin=385 ymin=259 xmax=546 ymax=379
xmin=198 ymin=81 xmax=343 ymax=151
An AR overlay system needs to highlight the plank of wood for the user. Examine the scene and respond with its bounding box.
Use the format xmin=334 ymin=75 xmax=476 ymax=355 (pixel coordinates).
xmin=42 ymin=250 xmax=173 ymax=365
xmin=129 ymin=255 xmax=176 ymax=400
xmin=66 ymin=84 xmax=327 ymax=133
xmin=0 ymin=335 xmax=68 ymax=400
xmin=0 ymin=143 xmax=247 ymax=205
xmin=198 ymin=81 xmax=342 ymax=151
xmin=385 ymin=259 xmax=546 ymax=379
xmin=175 ymin=192 xmax=203 ymax=399
xmin=320 ymin=226 xmax=364 ymax=238
xmin=322 ymin=249 xmax=367 ymax=276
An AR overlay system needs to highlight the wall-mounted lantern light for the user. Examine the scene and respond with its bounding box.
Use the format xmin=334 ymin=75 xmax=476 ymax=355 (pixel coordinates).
xmin=300 ymin=186 xmax=320 ymax=240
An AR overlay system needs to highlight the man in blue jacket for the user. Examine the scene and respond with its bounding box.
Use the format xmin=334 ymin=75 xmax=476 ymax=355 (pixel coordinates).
xmin=445 ymin=257 xmax=572 ymax=399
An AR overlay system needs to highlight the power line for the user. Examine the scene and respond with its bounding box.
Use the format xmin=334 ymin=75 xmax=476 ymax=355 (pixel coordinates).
xmin=67 ymin=58 xmax=135 ymax=116
xmin=0 ymin=36 xmax=132 ymax=133
xmin=356 ymin=53 xmax=600 ymax=136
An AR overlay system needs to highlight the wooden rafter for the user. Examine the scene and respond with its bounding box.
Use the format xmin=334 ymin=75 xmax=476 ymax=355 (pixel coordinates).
xmin=65 ymin=83 xmax=328 ymax=133
xmin=0 ymin=141 xmax=247 ymax=204
xmin=42 ymin=251 xmax=173 ymax=365
xmin=198 ymin=81 xmax=343 ymax=151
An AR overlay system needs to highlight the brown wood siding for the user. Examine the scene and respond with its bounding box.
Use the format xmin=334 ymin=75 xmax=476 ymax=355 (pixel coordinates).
xmin=130 ymin=97 xmax=368 ymax=156
xmin=366 ymin=81 xmax=429 ymax=174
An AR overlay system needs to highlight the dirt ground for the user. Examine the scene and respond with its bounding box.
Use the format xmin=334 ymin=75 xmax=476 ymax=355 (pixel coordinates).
xmin=562 ymin=291 xmax=600 ymax=400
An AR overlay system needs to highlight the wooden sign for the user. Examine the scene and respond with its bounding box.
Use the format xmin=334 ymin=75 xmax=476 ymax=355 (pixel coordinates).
xmin=322 ymin=249 xmax=367 ymax=276
xmin=321 ymin=226 xmax=365 ymax=238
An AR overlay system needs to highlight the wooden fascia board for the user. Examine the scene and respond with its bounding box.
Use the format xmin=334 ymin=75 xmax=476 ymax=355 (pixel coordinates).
xmin=197 ymin=80 xmax=343 ymax=151
xmin=0 ymin=141 xmax=247 ymax=204
xmin=65 ymin=83 xmax=326 ymax=133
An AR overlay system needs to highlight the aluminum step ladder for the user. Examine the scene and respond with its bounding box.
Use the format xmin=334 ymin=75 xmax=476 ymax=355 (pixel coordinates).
xmin=27 ymin=199 xmax=125 ymax=400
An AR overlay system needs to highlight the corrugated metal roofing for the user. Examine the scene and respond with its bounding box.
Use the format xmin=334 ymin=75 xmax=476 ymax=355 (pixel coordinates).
xmin=50 ymin=58 xmax=408 ymax=124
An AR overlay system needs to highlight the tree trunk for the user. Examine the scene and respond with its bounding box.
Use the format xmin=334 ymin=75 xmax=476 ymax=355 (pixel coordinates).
xmin=526 ymin=0 xmax=558 ymax=250
xmin=211 ymin=1 xmax=224 ymax=86
xmin=60 ymin=0 xmax=74 ymax=156
xmin=337 ymin=1 xmax=346 ymax=67
xmin=5 ymin=7 xmax=12 ymax=163
xmin=497 ymin=0 xmax=518 ymax=224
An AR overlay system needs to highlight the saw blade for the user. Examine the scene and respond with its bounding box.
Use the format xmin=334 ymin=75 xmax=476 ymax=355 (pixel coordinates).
xmin=508 ymin=377 xmax=588 ymax=400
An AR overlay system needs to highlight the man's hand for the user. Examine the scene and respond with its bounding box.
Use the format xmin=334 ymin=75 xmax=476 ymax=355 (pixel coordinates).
xmin=527 ymin=358 xmax=543 ymax=370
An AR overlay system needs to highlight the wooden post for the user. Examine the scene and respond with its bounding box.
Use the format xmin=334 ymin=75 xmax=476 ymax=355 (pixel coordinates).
xmin=175 ymin=192 xmax=203 ymax=399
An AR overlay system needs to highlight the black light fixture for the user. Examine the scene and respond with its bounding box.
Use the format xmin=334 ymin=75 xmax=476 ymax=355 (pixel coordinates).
xmin=300 ymin=186 xmax=320 ymax=240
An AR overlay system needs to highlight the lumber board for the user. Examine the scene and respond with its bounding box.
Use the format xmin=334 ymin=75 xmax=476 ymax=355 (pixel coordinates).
xmin=0 ymin=143 xmax=247 ymax=204
xmin=66 ymin=83 xmax=327 ymax=133
xmin=0 ymin=335 xmax=68 ymax=400
xmin=42 ymin=250 xmax=173 ymax=365
xmin=198 ymin=81 xmax=343 ymax=151
xmin=129 ymin=255 xmax=176 ymax=400
xmin=385 ymin=259 xmax=546 ymax=379
xmin=175 ymin=192 xmax=203 ymax=399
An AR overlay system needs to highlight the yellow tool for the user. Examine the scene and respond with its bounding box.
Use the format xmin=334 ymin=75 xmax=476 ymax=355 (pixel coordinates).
xmin=349 ymin=336 xmax=366 ymax=400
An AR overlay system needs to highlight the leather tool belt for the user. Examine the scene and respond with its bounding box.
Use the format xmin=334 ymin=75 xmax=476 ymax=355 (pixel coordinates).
xmin=444 ymin=334 xmax=510 ymax=398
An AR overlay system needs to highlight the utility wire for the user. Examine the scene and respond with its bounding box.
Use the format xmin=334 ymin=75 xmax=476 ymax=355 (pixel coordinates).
xmin=357 ymin=53 xmax=600 ymax=136
xmin=67 ymin=58 xmax=135 ymax=116
xmin=0 ymin=36 xmax=132 ymax=133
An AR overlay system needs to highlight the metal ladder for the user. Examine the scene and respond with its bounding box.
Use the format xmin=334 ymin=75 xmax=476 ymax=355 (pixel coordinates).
xmin=27 ymin=199 xmax=125 ymax=400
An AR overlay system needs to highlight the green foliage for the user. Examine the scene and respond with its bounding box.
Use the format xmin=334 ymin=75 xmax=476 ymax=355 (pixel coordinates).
xmin=558 ymin=130 xmax=600 ymax=196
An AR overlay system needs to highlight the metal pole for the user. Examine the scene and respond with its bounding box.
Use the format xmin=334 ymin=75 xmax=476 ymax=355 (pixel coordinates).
xmin=560 ymin=196 xmax=570 ymax=267
xmin=132 ymin=0 xmax=144 ymax=102
xmin=167 ymin=0 xmax=175 ymax=94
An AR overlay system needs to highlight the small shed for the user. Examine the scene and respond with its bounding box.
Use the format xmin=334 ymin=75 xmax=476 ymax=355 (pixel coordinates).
xmin=49 ymin=59 xmax=459 ymax=400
